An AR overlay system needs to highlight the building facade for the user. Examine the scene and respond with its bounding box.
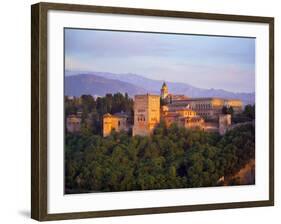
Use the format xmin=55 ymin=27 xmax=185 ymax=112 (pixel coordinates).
xmin=167 ymin=97 xmax=242 ymax=120
xmin=66 ymin=115 xmax=81 ymax=133
xmin=132 ymin=94 xmax=160 ymax=136
xmin=103 ymin=113 xmax=129 ymax=137
xmin=219 ymin=114 xmax=232 ymax=135
xmin=160 ymin=82 xmax=242 ymax=120
xmin=161 ymin=105 xmax=204 ymax=130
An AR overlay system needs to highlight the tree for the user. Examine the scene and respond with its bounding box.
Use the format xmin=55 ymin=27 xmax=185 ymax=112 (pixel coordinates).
xmin=222 ymin=106 xmax=234 ymax=116
xmin=243 ymin=104 xmax=255 ymax=120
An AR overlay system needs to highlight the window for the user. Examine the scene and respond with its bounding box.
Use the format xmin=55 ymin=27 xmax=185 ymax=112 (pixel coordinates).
xmin=138 ymin=115 xmax=146 ymax=122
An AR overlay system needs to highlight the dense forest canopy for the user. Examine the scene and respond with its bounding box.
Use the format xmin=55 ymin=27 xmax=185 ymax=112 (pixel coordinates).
xmin=65 ymin=123 xmax=255 ymax=193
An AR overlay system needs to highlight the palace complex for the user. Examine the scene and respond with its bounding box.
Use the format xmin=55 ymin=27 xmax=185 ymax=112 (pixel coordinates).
xmin=66 ymin=82 xmax=243 ymax=137
xmin=100 ymin=82 xmax=243 ymax=137
xmin=161 ymin=82 xmax=243 ymax=120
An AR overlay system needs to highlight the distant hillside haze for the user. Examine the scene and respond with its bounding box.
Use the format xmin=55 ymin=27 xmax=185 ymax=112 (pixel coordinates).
xmin=65 ymin=74 xmax=146 ymax=97
xmin=65 ymin=71 xmax=255 ymax=105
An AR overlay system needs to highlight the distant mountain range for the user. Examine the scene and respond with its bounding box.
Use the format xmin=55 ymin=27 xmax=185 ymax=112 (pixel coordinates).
xmin=65 ymin=71 xmax=255 ymax=105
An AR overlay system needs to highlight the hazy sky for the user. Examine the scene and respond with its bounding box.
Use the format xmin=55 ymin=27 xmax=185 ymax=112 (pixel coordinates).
xmin=65 ymin=28 xmax=255 ymax=93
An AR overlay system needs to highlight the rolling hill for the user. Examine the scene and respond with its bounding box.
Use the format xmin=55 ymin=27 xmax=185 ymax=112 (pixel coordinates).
xmin=65 ymin=74 xmax=146 ymax=97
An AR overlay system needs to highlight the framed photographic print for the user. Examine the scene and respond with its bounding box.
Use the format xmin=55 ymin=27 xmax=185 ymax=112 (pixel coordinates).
xmin=31 ymin=2 xmax=274 ymax=221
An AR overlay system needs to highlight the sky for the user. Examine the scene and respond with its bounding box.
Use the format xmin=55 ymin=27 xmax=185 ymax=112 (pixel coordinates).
xmin=65 ymin=28 xmax=255 ymax=93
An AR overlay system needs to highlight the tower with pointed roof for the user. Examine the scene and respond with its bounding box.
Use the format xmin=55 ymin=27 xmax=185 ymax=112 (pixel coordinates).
xmin=160 ymin=82 xmax=168 ymax=100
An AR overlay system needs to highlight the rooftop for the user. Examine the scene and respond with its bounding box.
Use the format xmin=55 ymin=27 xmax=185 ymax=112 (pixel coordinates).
xmin=162 ymin=82 xmax=167 ymax=88
xmin=134 ymin=93 xmax=160 ymax=98
xmin=170 ymin=97 xmax=242 ymax=102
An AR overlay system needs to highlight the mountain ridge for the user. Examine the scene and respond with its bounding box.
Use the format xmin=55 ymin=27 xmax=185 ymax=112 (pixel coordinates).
xmin=65 ymin=74 xmax=147 ymax=97
xmin=65 ymin=71 xmax=255 ymax=105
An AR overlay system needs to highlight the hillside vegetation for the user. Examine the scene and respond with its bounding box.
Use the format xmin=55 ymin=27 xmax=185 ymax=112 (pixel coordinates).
xmin=65 ymin=123 xmax=255 ymax=193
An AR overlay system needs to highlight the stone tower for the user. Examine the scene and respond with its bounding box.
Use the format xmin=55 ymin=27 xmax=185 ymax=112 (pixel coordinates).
xmin=132 ymin=94 xmax=160 ymax=136
xmin=219 ymin=114 xmax=231 ymax=135
xmin=103 ymin=113 xmax=113 ymax=137
xmin=160 ymin=82 xmax=168 ymax=100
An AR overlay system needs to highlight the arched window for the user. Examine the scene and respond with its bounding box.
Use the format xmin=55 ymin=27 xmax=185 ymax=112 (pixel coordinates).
xmin=138 ymin=115 xmax=145 ymax=122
